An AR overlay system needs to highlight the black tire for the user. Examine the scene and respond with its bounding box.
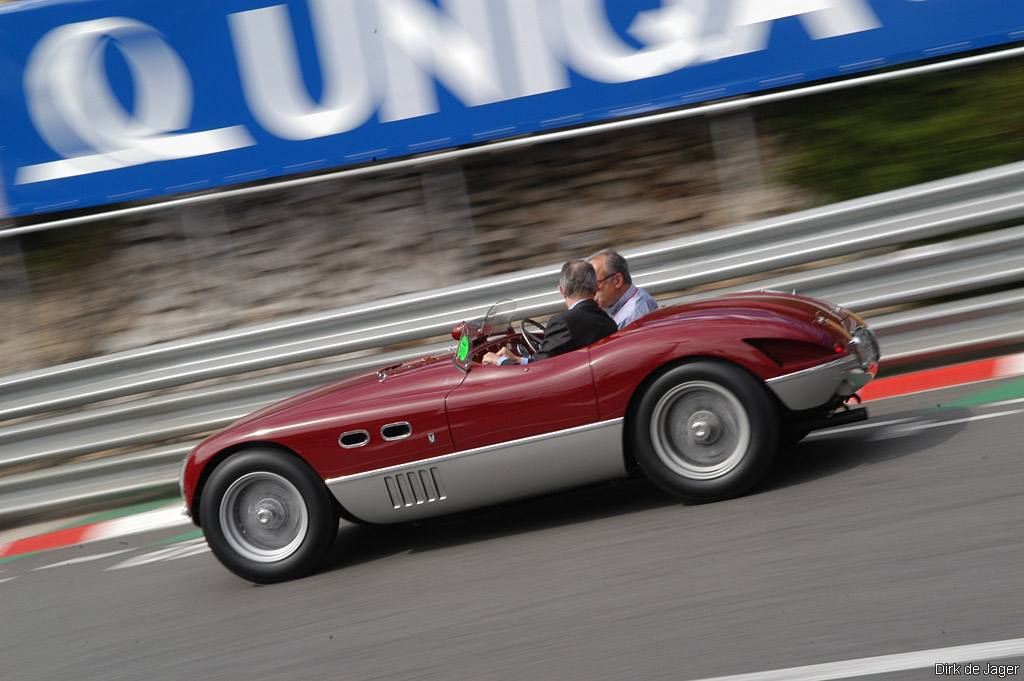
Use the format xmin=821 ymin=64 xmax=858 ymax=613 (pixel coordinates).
xmin=631 ymin=361 xmax=779 ymax=503
xmin=199 ymin=449 xmax=338 ymax=583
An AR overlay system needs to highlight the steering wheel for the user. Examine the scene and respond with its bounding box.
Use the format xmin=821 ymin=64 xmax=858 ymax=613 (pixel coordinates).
xmin=519 ymin=318 xmax=546 ymax=354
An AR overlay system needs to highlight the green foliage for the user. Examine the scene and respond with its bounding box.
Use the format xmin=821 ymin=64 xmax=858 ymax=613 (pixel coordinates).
xmin=761 ymin=56 xmax=1024 ymax=202
xmin=20 ymin=221 xmax=119 ymax=278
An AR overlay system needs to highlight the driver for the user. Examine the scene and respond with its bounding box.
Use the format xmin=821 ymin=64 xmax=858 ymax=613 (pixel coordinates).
xmin=482 ymin=259 xmax=617 ymax=365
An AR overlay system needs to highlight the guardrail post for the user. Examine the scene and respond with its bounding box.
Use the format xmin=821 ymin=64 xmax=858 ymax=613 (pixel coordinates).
xmin=0 ymin=235 xmax=38 ymax=375
xmin=180 ymin=201 xmax=250 ymax=322
xmin=709 ymin=105 xmax=768 ymax=228
xmin=420 ymin=161 xmax=480 ymax=280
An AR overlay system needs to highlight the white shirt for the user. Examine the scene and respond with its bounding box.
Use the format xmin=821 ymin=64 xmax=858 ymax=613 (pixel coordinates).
xmin=607 ymin=284 xmax=658 ymax=329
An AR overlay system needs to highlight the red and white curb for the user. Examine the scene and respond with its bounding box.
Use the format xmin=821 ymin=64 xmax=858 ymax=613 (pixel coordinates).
xmin=0 ymin=504 xmax=193 ymax=560
xmin=2 ymin=351 xmax=1023 ymax=561
xmin=859 ymin=351 xmax=1024 ymax=401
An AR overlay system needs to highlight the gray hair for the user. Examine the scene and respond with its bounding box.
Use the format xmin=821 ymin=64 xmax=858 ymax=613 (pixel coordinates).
xmin=588 ymin=247 xmax=632 ymax=286
xmin=559 ymin=259 xmax=598 ymax=298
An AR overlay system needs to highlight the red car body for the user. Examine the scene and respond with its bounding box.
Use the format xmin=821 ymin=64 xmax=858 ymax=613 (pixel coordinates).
xmin=181 ymin=292 xmax=878 ymax=582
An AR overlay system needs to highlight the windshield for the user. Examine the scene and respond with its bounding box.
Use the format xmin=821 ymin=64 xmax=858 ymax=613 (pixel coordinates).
xmin=454 ymin=299 xmax=516 ymax=371
xmin=479 ymin=299 xmax=516 ymax=338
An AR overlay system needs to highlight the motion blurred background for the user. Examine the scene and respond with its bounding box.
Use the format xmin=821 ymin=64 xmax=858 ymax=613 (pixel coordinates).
xmin=1 ymin=0 xmax=1023 ymax=522
xmin=4 ymin=54 xmax=1023 ymax=375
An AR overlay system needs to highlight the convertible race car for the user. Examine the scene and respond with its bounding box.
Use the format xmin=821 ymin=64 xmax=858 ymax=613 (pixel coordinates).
xmin=180 ymin=292 xmax=879 ymax=582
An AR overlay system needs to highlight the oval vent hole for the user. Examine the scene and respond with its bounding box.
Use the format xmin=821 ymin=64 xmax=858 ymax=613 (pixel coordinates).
xmin=381 ymin=422 xmax=412 ymax=441
xmin=339 ymin=430 xmax=369 ymax=448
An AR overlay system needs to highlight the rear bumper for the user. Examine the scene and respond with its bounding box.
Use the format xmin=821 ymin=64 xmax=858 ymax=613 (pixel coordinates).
xmin=765 ymin=326 xmax=880 ymax=411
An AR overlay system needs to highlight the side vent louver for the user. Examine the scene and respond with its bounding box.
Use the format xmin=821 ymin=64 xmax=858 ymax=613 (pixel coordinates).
xmin=385 ymin=467 xmax=447 ymax=509
xmin=339 ymin=430 xmax=370 ymax=448
xmin=381 ymin=422 xmax=412 ymax=441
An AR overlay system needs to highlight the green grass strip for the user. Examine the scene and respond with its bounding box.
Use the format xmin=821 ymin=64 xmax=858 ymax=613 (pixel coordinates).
xmin=942 ymin=377 xmax=1024 ymax=409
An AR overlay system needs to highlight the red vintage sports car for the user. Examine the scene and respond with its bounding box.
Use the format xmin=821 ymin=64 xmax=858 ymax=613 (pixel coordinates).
xmin=180 ymin=292 xmax=879 ymax=582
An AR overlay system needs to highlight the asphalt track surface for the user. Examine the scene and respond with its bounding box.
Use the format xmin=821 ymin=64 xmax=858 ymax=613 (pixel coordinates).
xmin=3 ymin=379 xmax=1024 ymax=681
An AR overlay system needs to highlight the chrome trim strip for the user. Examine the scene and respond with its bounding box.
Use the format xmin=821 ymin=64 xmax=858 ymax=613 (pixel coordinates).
xmin=327 ymin=418 xmax=624 ymax=485
xmin=380 ymin=421 xmax=412 ymax=442
xmin=338 ymin=429 xmax=370 ymax=449
xmin=767 ymin=355 xmax=858 ymax=384
xmin=178 ymin=455 xmax=190 ymax=503
xmin=326 ymin=419 xmax=627 ymax=524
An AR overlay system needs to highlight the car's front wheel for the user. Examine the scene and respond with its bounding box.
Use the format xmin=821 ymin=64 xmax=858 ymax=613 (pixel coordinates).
xmin=199 ymin=449 xmax=338 ymax=583
xmin=631 ymin=361 xmax=778 ymax=503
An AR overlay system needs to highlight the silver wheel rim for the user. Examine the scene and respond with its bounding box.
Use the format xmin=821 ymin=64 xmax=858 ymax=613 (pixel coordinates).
xmin=219 ymin=471 xmax=309 ymax=563
xmin=650 ymin=380 xmax=751 ymax=480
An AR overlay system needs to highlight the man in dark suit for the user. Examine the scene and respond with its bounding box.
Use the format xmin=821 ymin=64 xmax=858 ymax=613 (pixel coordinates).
xmin=482 ymin=259 xmax=617 ymax=365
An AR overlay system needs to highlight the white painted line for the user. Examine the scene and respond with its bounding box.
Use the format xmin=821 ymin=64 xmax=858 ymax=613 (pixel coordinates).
xmin=884 ymin=408 xmax=1024 ymax=435
xmin=32 ymin=549 xmax=133 ymax=571
xmin=105 ymin=538 xmax=209 ymax=571
xmin=806 ymin=417 xmax=917 ymax=437
xmin=687 ymin=636 xmax=1024 ymax=681
xmin=986 ymin=396 xmax=1024 ymax=408
xmin=80 ymin=505 xmax=192 ymax=543
xmin=0 ymin=577 xmax=18 ymax=584
xmin=809 ymin=405 xmax=1024 ymax=439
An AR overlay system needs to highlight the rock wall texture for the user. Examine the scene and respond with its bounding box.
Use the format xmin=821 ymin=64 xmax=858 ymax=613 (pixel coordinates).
xmin=0 ymin=114 xmax=813 ymax=376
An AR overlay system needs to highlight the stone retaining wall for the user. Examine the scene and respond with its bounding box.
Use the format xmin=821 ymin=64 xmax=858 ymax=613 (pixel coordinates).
xmin=0 ymin=114 xmax=813 ymax=376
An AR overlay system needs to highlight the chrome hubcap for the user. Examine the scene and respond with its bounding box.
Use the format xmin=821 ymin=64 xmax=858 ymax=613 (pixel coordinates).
xmin=219 ymin=472 xmax=308 ymax=563
xmin=253 ymin=499 xmax=286 ymax=529
xmin=688 ymin=410 xmax=722 ymax=445
xmin=650 ymin=380 xmax=750 ymax=480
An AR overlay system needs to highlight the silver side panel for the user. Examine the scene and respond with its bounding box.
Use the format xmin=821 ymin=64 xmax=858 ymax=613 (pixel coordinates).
xmin=767 ymin=325 xmax=880 ymax=411
xmin=766 ymin=354 xmax=875 ymax=411
xmin=326 ymin=419 xmax=627 ymax=524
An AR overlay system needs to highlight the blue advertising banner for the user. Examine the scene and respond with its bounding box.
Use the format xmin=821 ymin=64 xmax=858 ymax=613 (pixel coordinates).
xmin=0 ymin=0 xmax=1021 ymax=218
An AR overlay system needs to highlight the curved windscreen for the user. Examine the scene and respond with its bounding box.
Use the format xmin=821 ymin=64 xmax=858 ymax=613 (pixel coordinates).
xmin=479 ymin=299 xmax=516 ymax=338
xmin=453 ymin=299 xmax=516 ymax=372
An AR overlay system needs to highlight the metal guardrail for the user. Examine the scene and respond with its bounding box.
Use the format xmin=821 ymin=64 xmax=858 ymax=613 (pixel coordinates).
xmin=5 ymin=159 xmax=1024 ymax=422
xmin=3 ymin=160 xmax=1024 ymax=526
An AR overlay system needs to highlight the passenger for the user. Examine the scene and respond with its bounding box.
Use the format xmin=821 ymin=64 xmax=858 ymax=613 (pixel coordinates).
xmin=587 ymin=248 xmax=658 ymax=329
xmin=482 ymin=259 xmax=616 ymax=365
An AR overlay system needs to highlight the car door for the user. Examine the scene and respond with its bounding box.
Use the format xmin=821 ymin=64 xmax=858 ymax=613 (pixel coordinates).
xmin=444 ymin=350 xmax=600 ymax=451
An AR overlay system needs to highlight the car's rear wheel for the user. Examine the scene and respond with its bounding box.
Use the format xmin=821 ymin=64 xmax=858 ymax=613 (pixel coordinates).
xmin=200 ymin=449 xmax=338 ymax=583
xmin=632 ymin=361 xmax=778 ymax=502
